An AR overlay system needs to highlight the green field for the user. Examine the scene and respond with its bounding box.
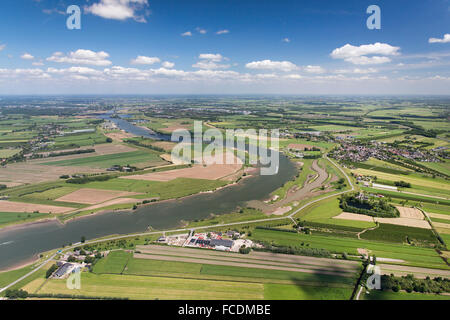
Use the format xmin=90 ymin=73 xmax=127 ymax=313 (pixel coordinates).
xmin=264 ymin=283 xmax=353 ymax=300
xmin=44 ymin=150 xmax=164 ymax=168
xmin=419 ymin=160 xmax=450 ymax=177
xmin=0 ymin=211 xmax=51 ymax=227
xmin=0 ymin=148 xmax=22 ymax=158
xmin=363 ymin=290 xmax=450 ymax=300
xmin=27 ymin=249 xmax=358 ymax=300
xmin=250 ymin=229 xmax=447 ymax=269
xmin=300 ymin=196 xmax=376 ymax=229
xmin=92 ymin=250 xmax=132 ymax=274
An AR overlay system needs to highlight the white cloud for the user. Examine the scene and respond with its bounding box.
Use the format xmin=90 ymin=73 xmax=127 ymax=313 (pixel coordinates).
xmin=131 ymin=55 xmax=161 ymax=65
xmin=282 ymin=38 xmax=290 ymax=43
xmin=84 ymin=0 xmax=149 ymax=22
xmin=196 ymin=27 xmax=207 ymax=34
xmin=334 ymin=68 xmax=378 ymax=74
xmin=46 ymin=49 xmax=112 ymax=66
xmin=21 ymin=53 xmax=34 ymax=60
xmin=245 ymin=60 xmax=298 ymax=72
xmin=47 ymin=66 xmax=103 ymax=76
xmin=304 ymin=65 xmax=325 ymax=74
xmin=193 ymin=54 xmax=229 ymax=70
xmin=284 ymin=74 xmax=302 ymax=79
xmin=198 ymin=53 xmax=223 ymax=62
xmin=192 ymin=61 xmax=230 ymax=70
xmin=331 ymin=43 xmax=400 ymax=65
xmin=429 ymin=34 xmax=450 ymax=43
xmin=345 ymin=56 xmax=392 ymax=65
xmin=0 ymin=44 xmax=6 ymax=51
xmin=32 ymin=61 xmax=44 ymax=66
xmin=162 ymin=61 xmax=175 ymax=68
xmin=216 ymin=29 xmax=229 ymax=35
xmin=181 ymin=31 xmax=192 ymax=37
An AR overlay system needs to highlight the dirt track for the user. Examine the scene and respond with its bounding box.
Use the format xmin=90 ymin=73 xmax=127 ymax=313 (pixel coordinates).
xmin=252 ymin=159 xmax=330 ymax=214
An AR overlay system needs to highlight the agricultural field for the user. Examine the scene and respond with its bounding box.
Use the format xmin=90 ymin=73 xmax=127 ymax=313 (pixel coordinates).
xmin=25 ymin=248 xmax=358 ymax=300
xmin=43 ymin=150 xmax=166 ymax=169
xmin=0 ymin=97 xmax=448 ymax=301
xmin=249 ymin=229 xmax=447 ymax=269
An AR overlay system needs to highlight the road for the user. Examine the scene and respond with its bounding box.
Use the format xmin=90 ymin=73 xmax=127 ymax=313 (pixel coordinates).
xmin=0 ymin=155 xmax=354 ymax=294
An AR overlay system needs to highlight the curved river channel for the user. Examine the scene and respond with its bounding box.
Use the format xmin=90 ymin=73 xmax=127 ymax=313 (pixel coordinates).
xmin=0 ymin=115 xmax=296 ymax=270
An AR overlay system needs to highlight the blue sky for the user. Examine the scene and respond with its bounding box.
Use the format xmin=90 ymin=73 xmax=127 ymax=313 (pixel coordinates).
xmin=0 ymin=0 xmax=449 ymax=94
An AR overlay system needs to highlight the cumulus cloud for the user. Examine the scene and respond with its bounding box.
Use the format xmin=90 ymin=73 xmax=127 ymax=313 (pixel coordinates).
xmin=162 ymin=61 xmax=175 ymax=68
xmin=334 ymin=68 xmax=378 ymax=74
xmin=46 ymin=49 xmax=112 ymax=66
xmin=331 ymin=43 xmax=400 ymax=65
xmin=304 ymin=65 xmax=325 ymax=74
xmin=282 ymin=38 xmax=290 ymax=43
xmin=130 ymin=55 xmax=161 ymax=65
xmin=193 ymin=54 xmax=229 ymax=70
xmin=245 ymin=60 xmax=298 ymax=72
xmin=84 ymin=0 xmax=149 ymax=23
xmin=216 ymin=29 xmax=230 ymax=35
xmin=181 ymin=31 xmax=192 ymax=37
xmin=196 ymin=27 xmax=207 ymax=34
xmin=32 ymin=61 xmax=44 ymax=66
xmin=193 ymin=61 xmax=230 ymax=70
xmin=198 ymin=53 xmax=223 ymax=62
xmin=21 ymin=53 xmax=34 ymax=60
xmin=429 ymin=34 xmax=450 ymax=43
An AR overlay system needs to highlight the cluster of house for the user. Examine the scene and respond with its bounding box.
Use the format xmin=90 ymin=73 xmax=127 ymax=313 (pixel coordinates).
xmin=332 ymin=141 xmax=440 ymax=163
xmin=50 ymin=248 xmax=98 ymax=279
xmin=157 ymin=230 xmax=249 ymax=252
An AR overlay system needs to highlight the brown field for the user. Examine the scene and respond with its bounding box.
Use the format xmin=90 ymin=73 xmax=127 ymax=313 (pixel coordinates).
xmin=0 ymin=201 xmax=74 ymax=213
xmin=104 ymin=131 xmax=135 ymax=142
xmin=288 ymin=144 xmax=317 ymax=151
xmin=396 ymin=206 xmax=424 ymax=220
xmin=428 ymin=213 xmax=450 ymax=220
xmin=55 ymin=188 xmax=140 ymax=205
xmin=122 ymin=153 xmax=243 ymax=182
xmin=160 ymin=154 xmax=172 ymax=162
xmin=334 ymin=212 xmax=431 ymax=229
xmin=80 ymin=197 xmax=144 ymax=211
xmin=31 ymin=144 xmax=137 ymax=164
xmin=270 ymin=206 xmax=292 ymax=215
xmin=335 ymin=212 xmax=374 ymax=222
xmin=161 ymin=125 xmax=191 ymax=133
xmin=0 ymin=163 xmax=104 ymax=186
xmin=151 ymin=141 xmax=176 ymax=152
xmin=123 ymin=163 xmax=242 ymax=182
xmin=378 ymin=264 xmax=450 ymax=279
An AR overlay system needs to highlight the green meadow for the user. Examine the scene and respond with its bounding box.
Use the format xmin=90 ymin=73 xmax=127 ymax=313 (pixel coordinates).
xmin=44 ymin=150 xmax=164 ymax=168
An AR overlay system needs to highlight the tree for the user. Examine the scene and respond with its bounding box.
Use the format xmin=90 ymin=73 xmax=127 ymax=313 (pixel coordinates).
xmin=46 ymin=264 xmax=58 ymax=278
xmin=81 ymin=236 xmax=86 ymax=243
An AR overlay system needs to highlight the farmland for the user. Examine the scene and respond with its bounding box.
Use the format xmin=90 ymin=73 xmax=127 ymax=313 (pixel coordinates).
xmin=0 ymin=96 xmax=448 ymax=301
xmin=44 ymin=150 xmax=166 ymax=169
xmin=25 ymin=248 xmax=358 ymax=300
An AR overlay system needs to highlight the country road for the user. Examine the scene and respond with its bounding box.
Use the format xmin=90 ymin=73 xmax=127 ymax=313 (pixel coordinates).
xmin=0 ymin=155 xmax=354 ymax=294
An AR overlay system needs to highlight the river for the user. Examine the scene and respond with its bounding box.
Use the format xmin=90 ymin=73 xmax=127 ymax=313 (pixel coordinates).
xmin=0 ymin=115 xmax=296 ymax=271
